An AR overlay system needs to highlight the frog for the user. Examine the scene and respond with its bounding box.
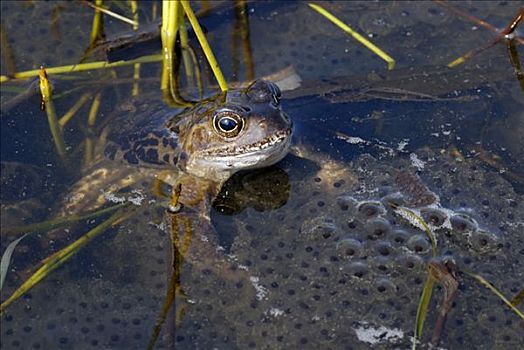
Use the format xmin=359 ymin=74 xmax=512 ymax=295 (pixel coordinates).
xmin=59 ymin=79 xmax=293 ymax=280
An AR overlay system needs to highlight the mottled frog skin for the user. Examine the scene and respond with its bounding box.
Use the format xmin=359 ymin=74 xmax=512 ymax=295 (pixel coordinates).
xmin=103 ymin=80 xmax=292 ymax=182
xmin=63 ymin=80 xmax=292 ymax=212
xmin=62 ymin=80 xmax=293 ymax=280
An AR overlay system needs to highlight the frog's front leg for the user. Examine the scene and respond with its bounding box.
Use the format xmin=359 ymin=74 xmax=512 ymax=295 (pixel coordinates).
xmin=162 ymin=174 xmax=250 ymax=283
xmin=167 ymin=209 xmax=247 ymax=282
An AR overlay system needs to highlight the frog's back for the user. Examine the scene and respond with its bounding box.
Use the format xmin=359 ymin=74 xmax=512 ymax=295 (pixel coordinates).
xmin=103 ymin=98 xmax=180 ymax=168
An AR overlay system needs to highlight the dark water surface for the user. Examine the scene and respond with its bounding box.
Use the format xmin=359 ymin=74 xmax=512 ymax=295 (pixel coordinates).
xmin=1 ymin=1 xmax=523 ymax=349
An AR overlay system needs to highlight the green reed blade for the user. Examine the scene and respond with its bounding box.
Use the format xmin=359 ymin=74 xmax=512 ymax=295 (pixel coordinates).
xmin=0 ymin=208 xmax=129 ymax=313
xmin=181 ymin=0 xmax=228 ymax=91
xmin=412 ymin=274 xmax=435 ymax=350
xmin=465 ymin=271 xmax=524 ymax=320
xmin=39 ymin=67 xmax=68 ymax=161
xmin=308 ymin=2 xmax=395 ymax=70
xmin=0 ymin=234 xmax=27 ymax=291
xmin=1 ymin=54 xmax=162 ymax=83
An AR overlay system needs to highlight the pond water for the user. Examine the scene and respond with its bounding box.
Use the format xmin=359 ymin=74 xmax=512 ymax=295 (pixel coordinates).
xmin=1 ymin=1 xmax=523 ymax=349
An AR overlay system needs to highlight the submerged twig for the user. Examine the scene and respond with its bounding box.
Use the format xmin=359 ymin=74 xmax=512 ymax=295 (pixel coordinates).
xmin=447 ymin=6 xmax=524 ymax=67
xmin=0 ymin=80 xmax=39 ymax=113
xmin=231 ymin=0 xmax=254 ymax=82
xmin=178 ymin=8 xmax=194 ymax=87
xmin=146 ymin=243 xmax=186 ymax=350
xmin=428 ymin=259 xmax=459 ymax=348
xmin=507 ymin=39 xmax=524 ymax=90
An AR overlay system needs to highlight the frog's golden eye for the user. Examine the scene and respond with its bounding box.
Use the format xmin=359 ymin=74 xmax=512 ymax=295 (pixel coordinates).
xmin=213 ymin=110 xmax=245 ymax=138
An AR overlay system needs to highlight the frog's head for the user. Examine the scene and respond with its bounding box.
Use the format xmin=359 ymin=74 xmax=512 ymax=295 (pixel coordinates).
xmin=168 ymin=80 xmax=293 ymax=182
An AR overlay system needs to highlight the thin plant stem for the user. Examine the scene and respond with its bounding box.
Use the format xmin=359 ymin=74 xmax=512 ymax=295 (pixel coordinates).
xmin=465 ymin=271 xmax=524 ymax=320
xmin=86 ymin=0 xmax=138 ymax=27
xmin=129 ymin=0 xmax=141 ymax=97
xmin=178 ymin=9 xmax=194 ymax=87
xmin=448 ymin=7 xmax=524 ymax=67
xmin=58 ymin=92 xmax=92 ymax=128
xmin=181 ymin=0 xmax=228 ymax=91
xmin=88 ymin=0 xmax=105 ymax=48
xmin=84 ymin=92 xmax=102 ymax=166
xmin=0 ymin=207 xmax=130 ymax=313
xmin=237 ymin=0 xmax=254 ymax=81
xmin=308 ymin=2 xmax=396 ymax=70
xmin=0 ymin=23 xmax=17 ymax=76
xmin=0 ymin=54 xmax=162 ymax=83
xmin=39 ymin=67 xmax=68 ymax=161
xmin=3 ymin=203 xmax=127 ymax=237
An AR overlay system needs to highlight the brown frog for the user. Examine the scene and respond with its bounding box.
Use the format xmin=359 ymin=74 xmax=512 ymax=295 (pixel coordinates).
xmin=61 ymin=80 xmax=293 ymax=279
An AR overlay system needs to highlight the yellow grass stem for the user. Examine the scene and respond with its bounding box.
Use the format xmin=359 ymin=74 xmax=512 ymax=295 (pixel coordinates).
xmin=58 ymin=92 xmax=92 ymax=128
xmin=160 ymin=1 xmax=192 ymax=107
xmin=0 ymin=208 xmax=128 ymax=313
xmin=129 ymin=0 xmax=141 ymax=96
xmin=511 ymin=288 xmax=524 ymax=305
xmin=412 ymin=274 xmax=435 ymax=350
xmin=39 ymin=67 xmax=68 ymax=160
xmin=3 ymin=203 xmax=127 ymax=237
xmin=181 ymin=0 xmax=228 ymax=91
xmin=237 ymin=0 xmax=255 ymax=81
xmin=87 ymin=1 xmax=138 ymax=27
xmin=0 ymin=54 xmax=162 ymax=83
xmin=89 ymin=0 xmax=105 ymax=46
xmin=186 ymin=45 xmax=204 ymax=98
xmin=152 ymin=1 xmax=158 ymax=21
xmin=178 ymin=9 xmax=195 ymax=87
xmin=84 ymin=92 xmax=102 ymax=165
xmin=392 ymin=205 xmax=437 ymax=257
xmin=465 ymin=271 xmax=524 ymax=320
xmin=160 ymin=0 xmax=180 ymax=102
xmin=308 ymin=3 xmax=396 ymax=70
xmin=0 ymin=23 xmax=17 ymax=76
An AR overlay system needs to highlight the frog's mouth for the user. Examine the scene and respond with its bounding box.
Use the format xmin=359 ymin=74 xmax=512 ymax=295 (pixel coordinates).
xmin=201 ymin=128 xmax=292 ymax=157
xmin=186 ymin=128 xmax=292 ymax=180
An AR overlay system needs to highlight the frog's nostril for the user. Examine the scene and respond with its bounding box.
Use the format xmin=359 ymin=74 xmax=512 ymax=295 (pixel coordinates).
xmin=258 ymin=120 xmax=268 ymax=129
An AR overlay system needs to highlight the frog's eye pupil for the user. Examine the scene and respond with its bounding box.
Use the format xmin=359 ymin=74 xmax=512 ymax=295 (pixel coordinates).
xmin=213 ymin=111 xmax=244 ymax=137
xmin=219 ymin=117 xmax=237 ymax=132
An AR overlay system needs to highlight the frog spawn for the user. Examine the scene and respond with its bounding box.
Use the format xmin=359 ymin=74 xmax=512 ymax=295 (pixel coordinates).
xmin=2 ymin=148 xmax=522 ymax=350
xmin=0 ymin=205 xmax=174 ymax=349
xmin=169 ymin=149 xmax=522 ymax=349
